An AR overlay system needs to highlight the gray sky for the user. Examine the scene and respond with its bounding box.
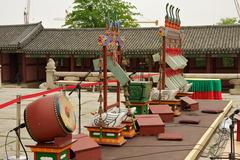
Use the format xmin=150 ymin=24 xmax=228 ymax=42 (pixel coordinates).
xmin=0 ymin=0 xmax=238 ymax=28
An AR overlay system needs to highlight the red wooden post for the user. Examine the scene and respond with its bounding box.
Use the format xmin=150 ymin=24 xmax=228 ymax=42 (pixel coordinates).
xmin=160 ymin=36 xmax=166 ymax=90
xmin=117 ymin=47 xmax=121 ymax=107
xmin=103 ymin=46 xmax=108 ymax=112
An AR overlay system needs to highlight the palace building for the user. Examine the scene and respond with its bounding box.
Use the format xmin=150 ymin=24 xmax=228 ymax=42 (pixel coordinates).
xmin=0 ymin=22 xmax=240 ymax=88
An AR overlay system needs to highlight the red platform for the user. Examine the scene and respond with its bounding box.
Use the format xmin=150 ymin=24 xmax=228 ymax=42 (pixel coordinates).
xmin=178 ymin=116 xmax=201 ymax=124
xmin=72 ymin=134 xmax=101 ymax=160
xmin=149 ymin=105 xmax=174 ymax=122
xmin=136 ymin=114 xmax=165 ymax=136
xmin=158 ymin=132 xmax=183 ymax=141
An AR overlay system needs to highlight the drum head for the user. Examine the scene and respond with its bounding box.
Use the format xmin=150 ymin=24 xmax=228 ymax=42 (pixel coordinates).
xmin=55 ymin=95 xmax=76 ymax=133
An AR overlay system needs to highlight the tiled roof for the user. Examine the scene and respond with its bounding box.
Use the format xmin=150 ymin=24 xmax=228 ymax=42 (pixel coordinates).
xmin=7 ymin=24 xmax=240 ymax=55
xmin=182 ymin=25 xmax=240 ymax=55
xmin=0 ymin=22 xmax=43 ymax=50
xmin=21 ymin=27 xmax=161 ymax=55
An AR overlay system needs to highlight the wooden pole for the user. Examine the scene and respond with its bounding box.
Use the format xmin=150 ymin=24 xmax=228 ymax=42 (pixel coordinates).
xmin=117 ymin=47 xmax=121 ymax=107
xmin=103 ymin=46 xmax=108 ymax=112
xmin=161 ymin=36 xmax=166 ymax=90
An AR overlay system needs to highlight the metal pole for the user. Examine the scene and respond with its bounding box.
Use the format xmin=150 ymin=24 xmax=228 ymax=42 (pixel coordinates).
xmin=16 ymin=95 xmax=21 ymax=159
xmin=78 ymin=85 xmax=81 ymax=133
xmin=229 ymin=120 xmax=236 ymax=160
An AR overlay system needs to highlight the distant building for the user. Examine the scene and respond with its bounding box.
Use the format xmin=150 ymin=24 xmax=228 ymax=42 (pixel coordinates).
xmin=0 ymin=22 xmax=240 ymax=88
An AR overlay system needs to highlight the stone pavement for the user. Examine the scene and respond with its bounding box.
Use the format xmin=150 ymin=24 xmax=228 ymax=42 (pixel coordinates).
xmin=0 ymin=87 xmax=239 ymax=159
xmin=0 ymin=87 xmax=122 ymax=159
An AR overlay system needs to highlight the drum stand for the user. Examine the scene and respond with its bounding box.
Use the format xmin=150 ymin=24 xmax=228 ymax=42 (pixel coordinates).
xmin=210 ymin=113 xmax=238 ymax=160
xmin=69 ymin=83 xmax=82 ymax=133
xmin=69 ymin=72 xmax=91 ymax=133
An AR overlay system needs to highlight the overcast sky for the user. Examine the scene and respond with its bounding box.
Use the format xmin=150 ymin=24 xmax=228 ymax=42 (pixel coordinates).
xmin=0 ymin=0 xmax=238 ymax=28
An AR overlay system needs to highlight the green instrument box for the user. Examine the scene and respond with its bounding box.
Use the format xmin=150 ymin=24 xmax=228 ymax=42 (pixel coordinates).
xmin=129 ymin=81 xmax=152 ymax=102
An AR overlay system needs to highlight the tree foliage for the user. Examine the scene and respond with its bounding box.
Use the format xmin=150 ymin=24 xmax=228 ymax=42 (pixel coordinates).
xmin=64 ymin=0 xmax=141 ymax=28
xmin=217 ymin=17 xmax=238 ymax=25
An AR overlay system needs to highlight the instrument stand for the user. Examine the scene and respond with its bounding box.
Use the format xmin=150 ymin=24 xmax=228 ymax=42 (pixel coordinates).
xmin=210 ymin=117 xmax=237 ymax=160
xmin=26 ymin=136 xmax=75 ymax=160
xmin=69 ymin=82 xmax=82 ymax=134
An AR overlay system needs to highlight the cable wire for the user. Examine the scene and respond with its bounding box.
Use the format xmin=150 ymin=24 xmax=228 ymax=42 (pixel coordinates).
xmin=15 ymin=130 xmax=28 ymax=160
xmin=5 ymin=131 xmax=11 ymax=160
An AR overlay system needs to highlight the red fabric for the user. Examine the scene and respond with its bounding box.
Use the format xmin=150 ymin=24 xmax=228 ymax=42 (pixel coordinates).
xmin=165 ymin=48 xmax=182 ymax=56
xmin=191 ymin=91 xmax=222 ymax=100
xmin=0 ymin=98 xmax=20 ymax=109
xmin=165 ymin=69 xmax=181 ymax=77
xmin=131 ymin=73 xmax=158 ymax=80
xmin=0 ymin=73 xmax=159 ymax=110
xmin=21 ymin=87 xmax=63 ymax=100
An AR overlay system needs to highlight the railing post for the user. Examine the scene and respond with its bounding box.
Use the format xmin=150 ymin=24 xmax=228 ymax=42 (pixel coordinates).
xmin=16 ymin=95 xmax=21 ymax=159
xmin=46 ymin=58 xmax=56 ymax=89
xmin=0 ymin=64 xmax=2 ymax=88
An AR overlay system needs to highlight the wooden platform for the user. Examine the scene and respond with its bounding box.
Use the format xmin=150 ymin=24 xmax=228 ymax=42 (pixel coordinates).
xmin=102 ymin=100 xmax=232 ymax=160
xmin=149 ymin=105 xmax=174 ymax=122
xmin=135 ymin=114 xmax=165 ymax=136
xmin=85 ymin=124 xmax=127 ymax=146
xmin=149 ymin=99 xmax=181 ymax=105
xmin=72 ymin=134 xmax=101 ymax=160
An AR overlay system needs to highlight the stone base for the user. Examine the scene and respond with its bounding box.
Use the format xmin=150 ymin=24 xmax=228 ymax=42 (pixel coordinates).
xmin=229 ymin=89 xmax=240 ymax=95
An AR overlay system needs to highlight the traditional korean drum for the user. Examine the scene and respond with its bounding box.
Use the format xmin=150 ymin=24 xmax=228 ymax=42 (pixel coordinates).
xmin=24 ymin=94 xmax=76 ymax=143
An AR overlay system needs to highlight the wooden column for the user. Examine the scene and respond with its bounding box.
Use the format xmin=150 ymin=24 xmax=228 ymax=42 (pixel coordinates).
xmin=70 ymin=55 xmax=74 ymax=71
xmin=148 ymin=56 xmax=153 ymax=72
xmin=206 ymin=54 xmax=212 ymax=73
xmin=238 ymin=55 xmax=240 ymax=73
xmin=21 ymin=54 xmax=26 ymax=83
xmin=131 ymin=58 xmax=136 ymax=72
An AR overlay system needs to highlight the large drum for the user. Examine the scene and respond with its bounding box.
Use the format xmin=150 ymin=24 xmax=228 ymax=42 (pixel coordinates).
xmin=24 ymin=94 xmax=76 ymax=143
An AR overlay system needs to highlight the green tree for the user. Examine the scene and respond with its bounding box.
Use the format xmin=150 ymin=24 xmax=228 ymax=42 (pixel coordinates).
xmin=217 ymin=17 xmax=238 ymax=25
xmin=65 ymin=0 xmax=141 ymax=28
